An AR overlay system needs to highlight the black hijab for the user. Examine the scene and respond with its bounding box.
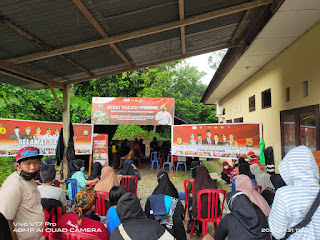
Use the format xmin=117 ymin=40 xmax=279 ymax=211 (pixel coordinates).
xmin=270 ymin=174 xmax=286 ymax=190
xmin=117 ymin=192 xmax=146 ymax=223
xmin=87 ymin=162 xmax=102 ymax=180
xmin=152 ymin=171 xmax=179 ymax=198
xmin=239 ymin=163 xmax=255 ymax=180
xmin=120 ymin=161 xmax=135 ymax=176
xmin=227 ymin=191 xmax=269 ymax=239
xmin=191 ymin=160 xmax=201 ymax=179
xmin=238 ymin=157 xmax=247 ymax=164
xmin=68 ymin=159 xmax=84 ymax=178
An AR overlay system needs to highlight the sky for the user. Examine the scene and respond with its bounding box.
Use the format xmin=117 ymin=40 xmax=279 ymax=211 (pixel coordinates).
xmin=184 ymin=51 xmax=226 ymax=85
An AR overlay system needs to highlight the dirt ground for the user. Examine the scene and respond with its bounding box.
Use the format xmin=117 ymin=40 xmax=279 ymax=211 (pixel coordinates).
xmin=115 ymin=158 xmax=230 ymax=240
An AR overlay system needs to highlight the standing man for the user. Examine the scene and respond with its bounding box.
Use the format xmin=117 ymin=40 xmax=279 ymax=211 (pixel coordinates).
xmin=9 ymin=126 xmax=20 ymax=140
xmin=202 ymin=130 xmax=213 ymax=145
xmin=52 ymin=128 xmax=60 ymax=141
xmin=0 ymin=146 xmax=44 ymax=240
xmin=21 ymin=127 xmax=33 ymax=140
xmin=155 ymin=104 xmax=173 ymax=125
xmin=228 ymin=134 xmax=237 ymax=147
xmin=188 ymin=134 xmax=197 ymax=145
xmin=196 ymin=134 xmax=203 ymax=145
xmin=213 ymin=134 xmax=222 ymax=146
xmin=42 ymin=128 xmax=53 ymax=141
xmin=33 ymin=126 xmax=42 ymax=140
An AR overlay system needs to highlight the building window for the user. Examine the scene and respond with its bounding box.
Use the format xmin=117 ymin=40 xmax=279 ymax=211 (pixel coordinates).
xmin=286 ymin=87 xmax=290 ymax=102
xmin=226 ymin=119 xmax=232 ymax=123
xmin=234 ymin=117 xmax=243 ymax=123
xmin=303 ymin=81 xmax=308 ymax=97
xmin=261 ymin=88 xmax=272 ymax=109
xmin=249 ymin=95 xmax=255 ymax=112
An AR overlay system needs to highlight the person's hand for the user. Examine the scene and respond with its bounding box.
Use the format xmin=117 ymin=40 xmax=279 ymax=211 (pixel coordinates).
xmin=94 ymin=178 xmax=99 ymax=182
xmin=131 ymin=164 xmax=137 ymax=170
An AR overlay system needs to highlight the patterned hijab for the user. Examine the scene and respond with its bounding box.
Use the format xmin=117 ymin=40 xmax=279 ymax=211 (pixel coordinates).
xmin=73 ymin=187 xmax=97 ymax=225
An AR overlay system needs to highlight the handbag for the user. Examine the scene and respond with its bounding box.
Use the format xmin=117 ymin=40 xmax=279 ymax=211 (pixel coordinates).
xmin=281 ymin=189 xmax=320 ymax=240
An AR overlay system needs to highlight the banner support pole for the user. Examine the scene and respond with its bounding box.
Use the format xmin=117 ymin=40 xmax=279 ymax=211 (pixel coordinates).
xmin=171 ymin=154 xmax=174 ymax=180
xmin=62 ymin=84 xmax=70 ymax=180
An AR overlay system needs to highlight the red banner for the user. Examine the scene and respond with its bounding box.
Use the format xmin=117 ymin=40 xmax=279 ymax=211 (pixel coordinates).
xmin=92 ymin=97 xmax=174 ymax=125
xmin=0 ymin=119 xmax=93 ymax=156
xmin=172 ymin=123 xmax=262 ymax=159
xmin=92 ymin=134 xmax=108 ymax=166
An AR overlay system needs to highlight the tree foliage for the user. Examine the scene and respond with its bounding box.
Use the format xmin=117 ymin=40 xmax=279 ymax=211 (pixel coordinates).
xmin=0 ymin=60 xmax=217 ymax=140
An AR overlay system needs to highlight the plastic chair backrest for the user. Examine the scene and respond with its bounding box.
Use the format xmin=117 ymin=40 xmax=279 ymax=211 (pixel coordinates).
xmin=166 ymin=154 xmax=171 ymax=162
xmin=88 ymin=182 xmax=97 ymax=188
xmin=184 ymin=179 xmax=195 ymax=202
xmin=253 ymin=185 xmax=262 ymax=193
xmin=65 ymin=179 xmax=77 ymax=204
xmin=313 ymin=151 xmax=320 ymax=184
xmin=151 ymin=151 xmax=158 ymax=161
xmin=121 ymin=175 xmax=139 ymax=195
xmin=43 ymin=206 xmax=63 ymax=239
xmin=95 ymin=191 xmax=109 ymax=216
xmin=196 ymin=189 xmax=226 ymax=222
xmin=61 ymin=231 xmax=101 ymax=240
xmin=158 ymin=150 xmax=165 ymax=158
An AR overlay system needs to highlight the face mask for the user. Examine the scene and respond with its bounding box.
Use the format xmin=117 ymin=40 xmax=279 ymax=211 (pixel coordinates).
xmin=80 ymin=167 xmax=85 ymax=172
xmin=20 ymin=170 xmax=38 ymax=181
xmin=224 ymin=166 xmax=229 ymax=169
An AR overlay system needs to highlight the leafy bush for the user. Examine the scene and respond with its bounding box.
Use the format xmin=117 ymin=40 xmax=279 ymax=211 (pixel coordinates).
xmin=0 ymin=157 xmax=16 ymax=186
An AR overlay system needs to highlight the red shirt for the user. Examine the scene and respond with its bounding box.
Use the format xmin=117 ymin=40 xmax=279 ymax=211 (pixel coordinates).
xmin=53 ymin=213 xmax=109 ymax=240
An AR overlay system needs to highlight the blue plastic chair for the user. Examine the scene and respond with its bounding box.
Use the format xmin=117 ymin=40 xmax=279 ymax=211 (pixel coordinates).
xmin=176 ymin=161 xmax=187 ymax=174
xmin=162 ymin=154 xmax=173 ymax=171
xmin=150 ymin=151 xmax=160 ymax=170
xmin=65 ymin=178 xmax=77 ymax=204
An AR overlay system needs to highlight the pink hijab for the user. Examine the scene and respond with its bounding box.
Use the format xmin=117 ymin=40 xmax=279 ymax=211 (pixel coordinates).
xmin=235 ymin=174 xmax=270 ymax=216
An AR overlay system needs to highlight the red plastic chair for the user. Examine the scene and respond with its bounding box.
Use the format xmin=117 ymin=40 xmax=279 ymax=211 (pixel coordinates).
xmin=121 ymin=175 xmax=139 ymax=195
xmin=42 ymin=206 xmax=63 ymax=240
xmin=190 ymin=189 xmax=226 ymax=238
xmin=61 ymin=231 xmax=101 ymax=240
xmin=253 ymin=185 xmax=262 ymax=193
xmin=157 ymin=150 xmax=165 ymax=167
xmin=183 ymin=179 xmax=195 ymax=220
xmin=95 ymin=191 xmax=109 ymax=216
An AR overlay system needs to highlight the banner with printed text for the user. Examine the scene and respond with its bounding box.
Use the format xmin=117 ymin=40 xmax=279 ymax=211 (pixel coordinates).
xmin=92 ymin=134 xmax=108 ymax=166
xmin=0 ymin=119 xmax=93 ymax=156
xmin=172 ymin=123 xmax=262 ymax=159
xmin=92 ymin=97 xmax=174 ymax=125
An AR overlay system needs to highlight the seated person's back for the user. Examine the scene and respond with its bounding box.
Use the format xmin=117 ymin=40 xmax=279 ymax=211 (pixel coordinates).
xmin=38 ymin=164 xmax=67 ymax=213
xmin=214 ymin=191 xmax=270 ymax=240
xmin=110 ymin=192 xmax=174 ymax=240
xmin=53 ymin=187 xmax=109 ymax=240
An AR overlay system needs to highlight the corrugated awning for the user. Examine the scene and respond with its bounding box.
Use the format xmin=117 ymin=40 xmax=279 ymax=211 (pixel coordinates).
xmin=0 ymin=0 xmax=280 ymax=90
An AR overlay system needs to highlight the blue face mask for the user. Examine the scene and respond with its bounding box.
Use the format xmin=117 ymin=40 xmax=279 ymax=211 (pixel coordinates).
xmin=80 ymin=167 xmax=85 ymax=172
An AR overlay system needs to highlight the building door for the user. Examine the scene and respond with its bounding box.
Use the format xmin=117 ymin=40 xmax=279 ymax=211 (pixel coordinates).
xmin=280 ymin=105 xmax=319 ymax=158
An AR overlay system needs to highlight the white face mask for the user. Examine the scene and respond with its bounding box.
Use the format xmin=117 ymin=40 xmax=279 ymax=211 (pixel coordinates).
xmin=80 ymin=167 xmax=85 ymax=172
xmin=224 ymin=166 xmax=229 ymax=169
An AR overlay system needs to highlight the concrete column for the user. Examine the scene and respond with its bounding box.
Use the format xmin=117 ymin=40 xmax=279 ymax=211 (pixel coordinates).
xmin=62 ymin=84 xmax=70 ymax=180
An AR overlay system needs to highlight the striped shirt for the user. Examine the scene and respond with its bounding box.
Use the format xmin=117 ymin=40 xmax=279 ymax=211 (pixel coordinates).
xmin=268 ymin=146 xmax=320 ymax=240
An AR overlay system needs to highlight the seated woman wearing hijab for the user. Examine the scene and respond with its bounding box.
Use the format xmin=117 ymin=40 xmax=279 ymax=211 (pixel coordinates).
xmin=67 ymin=159 xmax=99 ymax=201
xmin=214 ymin=191 xmax=270 ymax=240
xmin=190 ymin=166 xmax=220 ymax=236
xmin=235 ymin=175 xmax=270 ymax=217
xmin=231 ymin=162 xmax=257 ymax=191
xmin=250 ymin=164 xmax=272 ymax=191
xmin=146 ymin=171 xmax=186 ymax=240
xmin=111 ymin=192 xmax=174 ymax=240
xmin=95 ymin=166 xmax=121 ymax=204
xmin=261 ymin=174 xmax=286 ymax=206
xmin=119 ymin=161 xmax=141 ymax=194
xmin=87 ymin=162 xmax=102 ymax=181
xmin=221 ymin=161 xmax=234 ymax=184
xmin=54 ymin=187 xmax=109 ymax=240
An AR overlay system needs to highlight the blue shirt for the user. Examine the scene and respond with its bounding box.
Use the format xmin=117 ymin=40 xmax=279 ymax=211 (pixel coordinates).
xmin=67 ymin=171 xmax=86 ymax=200
xmin=107 ymin=206 xmax=121 ymax=235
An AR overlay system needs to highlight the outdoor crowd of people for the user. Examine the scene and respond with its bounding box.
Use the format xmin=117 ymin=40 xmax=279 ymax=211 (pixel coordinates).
xmin=0 ymin=144 xmax=319 ymax=240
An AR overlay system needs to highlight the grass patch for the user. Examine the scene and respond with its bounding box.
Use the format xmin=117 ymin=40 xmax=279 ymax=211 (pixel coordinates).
xmin=0 ymin=157 xmax=16 ymax=186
